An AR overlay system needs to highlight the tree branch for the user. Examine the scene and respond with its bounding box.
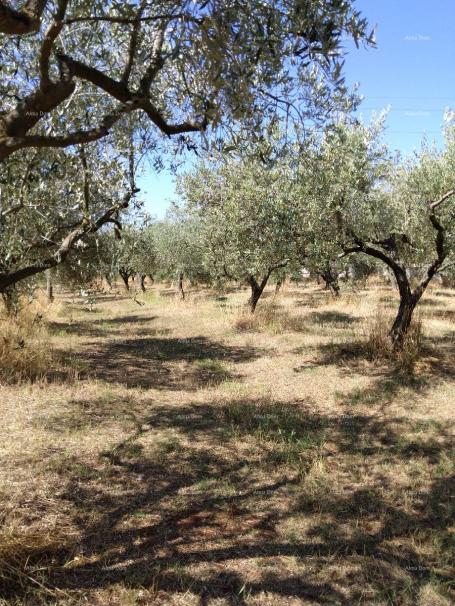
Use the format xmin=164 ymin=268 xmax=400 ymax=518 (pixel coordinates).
xmin=121 ymin=0 xmax=147 ymax=84
xmin=0 ymin=0 xmax=47 ymax=35
xmin=78 ymin=145 xmax=90 ymax=213
xmin=55 ymin=51 xmax=209 ymax=136
xmin=139 ymin=99 xmax=209 ymax=135
xmin=414 ymin=206 xmax=448 ymax=297
xmin=63 ymin=13 xmax=186 ymax=26
xmin=39 ymin=0 xmax=68 ymax=90
xmin=138 ymin=24 xmax=166 ymax=94
xmin=0 ymin=104 xmax=131 ymax=157
xmin=0 ymin=80 xmax=76 ymax=161
xmin=342 ymin=237 xmax=411 ymax=299
xmin=56 ymin=53 xmax=133 ymax=103
xmin=429 ymin=189 xmax=455 ymax=210
xmin=0 ymin=188 xmax=138 ymax=292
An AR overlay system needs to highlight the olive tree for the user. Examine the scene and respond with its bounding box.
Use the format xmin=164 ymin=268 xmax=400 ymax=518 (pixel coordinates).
xmin=107 ymin=225 xmax=157 ymax=291
xmin=151 ymin=213 xmax=211 ymax=298
xmin=308 ymin=119 xmax=455 ymax=347
xmin=0 ymin=0 xmax=373 ymax=161
xmin=0 ymin=141 xmax=139 ymax=307
xmin=178 ymin=153 xmax=307 ymax=312
xmin=0 ymin=1 xmax=373 ymax=296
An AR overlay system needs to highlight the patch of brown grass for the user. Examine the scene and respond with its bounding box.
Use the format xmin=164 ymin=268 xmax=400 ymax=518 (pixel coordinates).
xmin=365 ymin=308 xmax=423 ymax=372
xmin=0 ymin=282 xmax=454 ymax=605
xmin=0 ymin=527 xmax=74 ymax=602
xmin=233 ymin=302 xmax=307 ymax=334
xmin=0 ymin=307 xmax=51 ymax=384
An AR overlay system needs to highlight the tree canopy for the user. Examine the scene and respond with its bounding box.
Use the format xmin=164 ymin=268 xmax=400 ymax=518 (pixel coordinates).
xmin=0 ymin=0 xmax=374 ymax=296
xmin=177 ymin=143 xmax=307 ymax=310
xmin=0 ymin=139 xmax=138 ymax=294
xmin=0 ymin=0 xmax=374 ymax=161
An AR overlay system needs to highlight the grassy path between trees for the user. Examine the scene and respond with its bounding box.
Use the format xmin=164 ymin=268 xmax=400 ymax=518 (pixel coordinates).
xmin=1 ymin=283 xmax=454 ymax=605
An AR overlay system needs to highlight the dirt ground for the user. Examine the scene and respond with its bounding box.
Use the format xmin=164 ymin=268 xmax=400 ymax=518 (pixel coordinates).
xmin=0 ymin=280 xmax=454 ymax=605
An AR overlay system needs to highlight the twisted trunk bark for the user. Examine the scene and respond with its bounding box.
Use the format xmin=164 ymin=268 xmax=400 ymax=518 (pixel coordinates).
xmin=247 ymin=274 xmax=270 ymax=313
xmin=176 ymin=272 xmax=185 ymax=300
xmin=389 ymin=266 xmax=416 ymax=348
xmin=1 ymin=287 xmax=19 ymax=316
xmin=320 ymin=268 xmax=340 ymax=296
xmin=119 ymin=269 xmax=130 ymax=291
xmin=45 ymin=268 xmax=54 ymax=302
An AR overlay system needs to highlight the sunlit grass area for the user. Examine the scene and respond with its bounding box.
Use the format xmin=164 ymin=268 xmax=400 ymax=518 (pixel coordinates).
xmin=0 ymin=280 xmax=454 ymax=605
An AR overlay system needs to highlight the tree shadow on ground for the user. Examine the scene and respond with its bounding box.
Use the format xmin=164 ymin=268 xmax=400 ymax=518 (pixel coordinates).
xmin=299 ymin=331 xmax=455 ymax=395
xmin=57 ymin=336 xmax=259 ymax=389
xmin=294 ymin=292 xmax=334 ymax=308
xmin=5 ymin=397 xmax=453 ymax=604
xmin=429 ymin=309 xmax=455 ymax=322
xmin=61 ymin=293 xmax=132 ymax=305
xmin=306 ymin=310 xmax=359 ymax=326
xmin=412 ymin=297 xmax=445 ymax=308
xmin=49 ymin=314 xmax=161 ymax=338
xmin=434 ymin=290 xmax=455 ymax=297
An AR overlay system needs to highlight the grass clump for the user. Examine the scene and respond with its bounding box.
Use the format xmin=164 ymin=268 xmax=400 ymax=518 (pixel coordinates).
xmin=233 ymin=303 xmax=306 ymax=333
xmin=365 ymin=309 xmax=423 ymax=372
xmin=193 ymin=358 xmax=231 ymax=384
xmin=223 ymin=398 xmax=326 ymax=470
xmin=0 ymin=308 xmax=51 ymax=384
xmin=0 ymin=527 xmax=72 ymax=601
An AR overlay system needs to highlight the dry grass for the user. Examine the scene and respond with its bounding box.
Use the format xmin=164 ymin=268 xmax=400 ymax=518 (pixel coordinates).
xmin=0 ymin=527 xmax=75 ymax=603
xmin=0 ymin=298 xmax=51 ymax=384
xmin=0 ymin=295 xmax=83 ymax=385
xmin=365 ymin=308 xmax=424 ymax=372
xmin=0 ymin=281 xmax=454 ymax=605
xmin=234 ymin=301 xmax=307 ymax=333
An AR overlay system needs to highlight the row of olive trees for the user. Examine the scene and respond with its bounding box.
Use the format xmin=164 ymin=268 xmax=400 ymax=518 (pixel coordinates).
xmin=1 ymin=0 xmax=373 ymax=307
xmin=48 ymin=213 xmax=211 ymax=298
xmin=41 ymin=118 xmax=455 ymax=350
xmin=171 ymin=119 xmax=455 ymax=348
xmin=40 ymin=116 xmax=455 ymax=353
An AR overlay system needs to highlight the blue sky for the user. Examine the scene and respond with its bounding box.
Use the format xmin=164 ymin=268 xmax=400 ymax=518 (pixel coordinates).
xmin=139 ymin=0 xmax=455 ymax=218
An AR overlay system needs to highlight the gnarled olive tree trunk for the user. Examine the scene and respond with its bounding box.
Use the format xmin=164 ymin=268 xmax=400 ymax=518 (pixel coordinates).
xmin=1 ymin=286 xmax=19 ymax=316
xmin=342 ymin=191 xmax=455 ymax=349
xmin=119 ymin=269 xmax=131 ymax=291
xmin=247 ymin=262 xmax=289 ymax=313
xmin=104 ymin=274 xmax=113 ymax=289
xmin=344 ymin=249 xmax=432 ymax=349
xmin=389 ymin=266 xmax=419 ymax=347
xmin=45 ymin=268 xmax=54 ymax=302
xmin=319 ymin=267 xmax=340 ymax=297
xmin=247 ymin=275 xmax=268 ymax=313
xmin=176 ymin=272 xmax=185 ymax=300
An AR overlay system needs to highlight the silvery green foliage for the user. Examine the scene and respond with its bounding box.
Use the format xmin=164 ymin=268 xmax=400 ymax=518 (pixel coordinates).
xmin=303 ymin=119 xmax=455 ymax=344
xmin=0 ymin=0 xmax=373 ymax=293
xmin=297 ymin=116 xmax=392 ymax=258
xmin=0 ymin=139 xmax=137 ymax=291
xmin=151 ymin=210 xmax=212 ymax=285
xmin=0 ymin=0 xmax=373 ymax=161
xmin=177 ymin=149 xmax=306 ymax=288
xmin=56 ymin=233 xmax=107 ymax=290
xmin=106 ymin=223 xmax=158 ymax=281
xmin=305 ymin=119 xmax=455 ymax=275
xmin=390 ymin=129 xmax=455 ymax=269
